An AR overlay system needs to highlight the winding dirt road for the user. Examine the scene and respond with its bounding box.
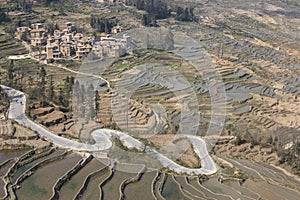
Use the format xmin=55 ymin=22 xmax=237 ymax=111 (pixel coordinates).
xmin=1 ymin=85 xmax=217 ymax=175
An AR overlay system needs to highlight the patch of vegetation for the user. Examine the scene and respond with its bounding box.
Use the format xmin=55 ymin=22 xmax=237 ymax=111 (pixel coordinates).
xmin=111 ymin=136 xmax=140 ymax=153
xmin=104 ymin=123 xmax=120 ymax=130
xmin=174 ymin=7 xmax=195 ymax=22
xmin=0 ymin=58 xmax=74 ymax=112
xmin=55 ymin=59 xmax=80 ymax=69
xmin=278 ymin=142 xmax=300 ymax=175
xmin=232 ymin=171 xmax=249 ymax=180
xmin=233 ymin=135 xmax=247 ymax=145
xmin=46 ymin=0 xmax=82 ymax=14
xmin=90 ymin=15 xmax=117 ymax=34
xmin=126 ymin=0 xmax=171 ymax=20
xmin=125 ymin=0 xmax=195 ymax=26
xmin=0 ymin=86 xmax=10 ymax=116
xmin=0 ymin=10 xmax=10 ymax=24
xmin=113 ymin=62 xmax=130 ymax=70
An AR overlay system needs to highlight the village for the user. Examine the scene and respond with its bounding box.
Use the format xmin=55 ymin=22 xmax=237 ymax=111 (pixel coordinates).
xmin=15 ymin=22 xmax=131 ymax=62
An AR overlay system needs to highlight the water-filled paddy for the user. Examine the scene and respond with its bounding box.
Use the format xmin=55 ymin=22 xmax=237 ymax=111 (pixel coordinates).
xmin=12 ymin=149 xmax=65 ymax=184
xmin=124 ymin=171 xmax=157 ymax=200
xmin=102 ymin=170 xmax=136 ymax=200
xmin=81 ymin=169 xmax=110 ymax=200
xmin=16 ymin=153 xmax=81 ymax=200
xmin=161 ymin=175 xmax=183 ymax=200
xmin=0 ymin=149 xmax=28 ymax=163
xmin=59 ymin=159 xmax=105 ymax=200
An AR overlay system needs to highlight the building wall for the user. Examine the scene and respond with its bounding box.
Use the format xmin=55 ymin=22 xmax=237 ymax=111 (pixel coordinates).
xmin=60 ymin=46 xmax=71 ymax=57
xmin=46 ymin=47 xmax=54 ymax=59
xmin=31 ymin=38 xmax=46 ymax=46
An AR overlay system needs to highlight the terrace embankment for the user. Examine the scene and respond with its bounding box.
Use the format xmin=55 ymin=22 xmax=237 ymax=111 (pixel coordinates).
xmin=0 ymin=146 xmax=298 ymax=200
xmin=50 ymin=154 xmax=93 ymax=200
xmin=0 ymin=33 xmax=28 ymax=59
xmin=0 ymin=120 xmax=50 ymax=150
xmin=0 ymin=86 xmax=9 ymax=120
xmin=29 ymin=101 xmax=77 ymax=140
xmin=213 ymin=136 xmax=279 ymax=165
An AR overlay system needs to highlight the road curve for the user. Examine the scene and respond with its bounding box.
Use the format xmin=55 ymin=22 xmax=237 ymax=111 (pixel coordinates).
xmin=1 ymin=85 xmax=217 ymax=175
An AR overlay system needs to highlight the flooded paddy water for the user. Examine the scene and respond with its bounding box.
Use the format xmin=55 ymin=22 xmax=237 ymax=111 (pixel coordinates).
xmin=16 ymin=153 xmax=81 ymax=200
xmin=124 ymin=171 xmax=157 ymax=200
xmin=102 ymin=170 xmax=137 ymax=200
xmin=59 ymin=159 xmax=106 ymax=200
xmin=161 ymin=175 xmax=184 ymax=200
xmin=0 ymin=149 xmax=29 ymax=198
xmin=11 ymin=149 xmax=65 ymax=184
xmin=81 ymin=168 xmax=110 ymax=200
xmin=0 ymin=150 xmax=28 ymax=163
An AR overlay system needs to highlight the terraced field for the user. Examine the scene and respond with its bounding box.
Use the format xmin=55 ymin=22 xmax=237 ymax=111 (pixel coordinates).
xmin=4 ymin=143 xmax=300 ymax=200
xmin=154 ymin=1 xmax=300 ymax=168
xmin=0 ymin=33 xmax=27 ymax=59
xmin=0 ymin=0 xmax=300 ymax=199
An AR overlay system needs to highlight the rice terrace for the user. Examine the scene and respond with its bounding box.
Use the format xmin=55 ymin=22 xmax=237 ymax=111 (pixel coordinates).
xmin=0 ymin=0 xmax=300 ymax=199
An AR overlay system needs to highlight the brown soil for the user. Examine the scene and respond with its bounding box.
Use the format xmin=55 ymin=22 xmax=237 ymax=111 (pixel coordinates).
xmin=29 ymin=101 xmax=77 ymax=139
xmin=0 ymin=120 xmax=50 ymax=150
xmin=213 ymin=137 xmax=279 ymax=165
xmin=146 ymin=134 xmax=201 ymax=168
xmin=96 ymin=89 xmax=155 ymax=130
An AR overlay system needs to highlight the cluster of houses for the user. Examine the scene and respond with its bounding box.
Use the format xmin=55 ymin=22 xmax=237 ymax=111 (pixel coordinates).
xmin=15 ymin=22 xmax=131 ymax=61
